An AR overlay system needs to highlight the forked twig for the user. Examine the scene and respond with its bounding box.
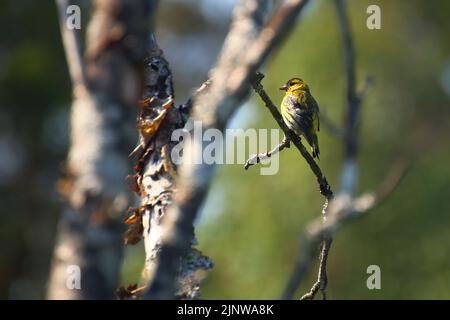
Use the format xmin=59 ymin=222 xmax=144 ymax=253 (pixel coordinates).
xmin=244 ymin=137 xmax=290 ymax=170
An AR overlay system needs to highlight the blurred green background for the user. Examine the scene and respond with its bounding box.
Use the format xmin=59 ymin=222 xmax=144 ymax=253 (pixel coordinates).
xmin=1 ymin=0 xmax=449 ymax=299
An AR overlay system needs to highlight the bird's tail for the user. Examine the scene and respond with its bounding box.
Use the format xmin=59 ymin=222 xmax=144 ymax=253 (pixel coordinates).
xmin=304 ymin=132 xmax=320 ymax=160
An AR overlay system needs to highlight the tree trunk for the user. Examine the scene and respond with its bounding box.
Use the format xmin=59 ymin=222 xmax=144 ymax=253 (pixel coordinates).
xmin=48 ymin=0 xmax=152 ymax=299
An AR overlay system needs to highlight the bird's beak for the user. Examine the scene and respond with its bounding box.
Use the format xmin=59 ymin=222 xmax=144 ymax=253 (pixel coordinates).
xmin=279 ymin=85 xmax=288 ymax=91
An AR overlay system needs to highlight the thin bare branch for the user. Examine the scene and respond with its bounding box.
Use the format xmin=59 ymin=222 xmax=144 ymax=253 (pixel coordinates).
xmin=55 ymin=0 xmax=87 ymax=96
xmin=335 ymin=0 xmax=359 ymax=160
xmin=282 ymin=161 xmax=409 ymax=299
xmin=357 ymin=159 xmax=410 ymax=211
xmin=244 ymin=137 xmax=290 ymax=170
xmin=299 ymin=237 xmax=332 ymax=300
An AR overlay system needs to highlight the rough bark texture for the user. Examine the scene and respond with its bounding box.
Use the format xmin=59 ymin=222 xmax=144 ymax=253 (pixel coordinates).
xmin=48 ymin=0 xmax=151 ymax=299
xmin=122 ymin=35 xmax=213 ymax=299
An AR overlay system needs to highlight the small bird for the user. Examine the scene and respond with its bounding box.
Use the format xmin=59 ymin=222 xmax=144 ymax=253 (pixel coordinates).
xmin=280 ymin=77 xmax=321 ymax=159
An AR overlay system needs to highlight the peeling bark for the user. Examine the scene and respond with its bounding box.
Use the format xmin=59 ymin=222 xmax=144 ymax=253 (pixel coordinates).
xmin=123 ymin=36 xmax=213 ymax=300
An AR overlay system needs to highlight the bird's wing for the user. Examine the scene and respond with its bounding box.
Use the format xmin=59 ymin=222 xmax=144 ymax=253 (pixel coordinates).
xmin=287 ymin=95 xmax=314 ymax=135
xmin=309 ymin=95 xmax=320 ymax=132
